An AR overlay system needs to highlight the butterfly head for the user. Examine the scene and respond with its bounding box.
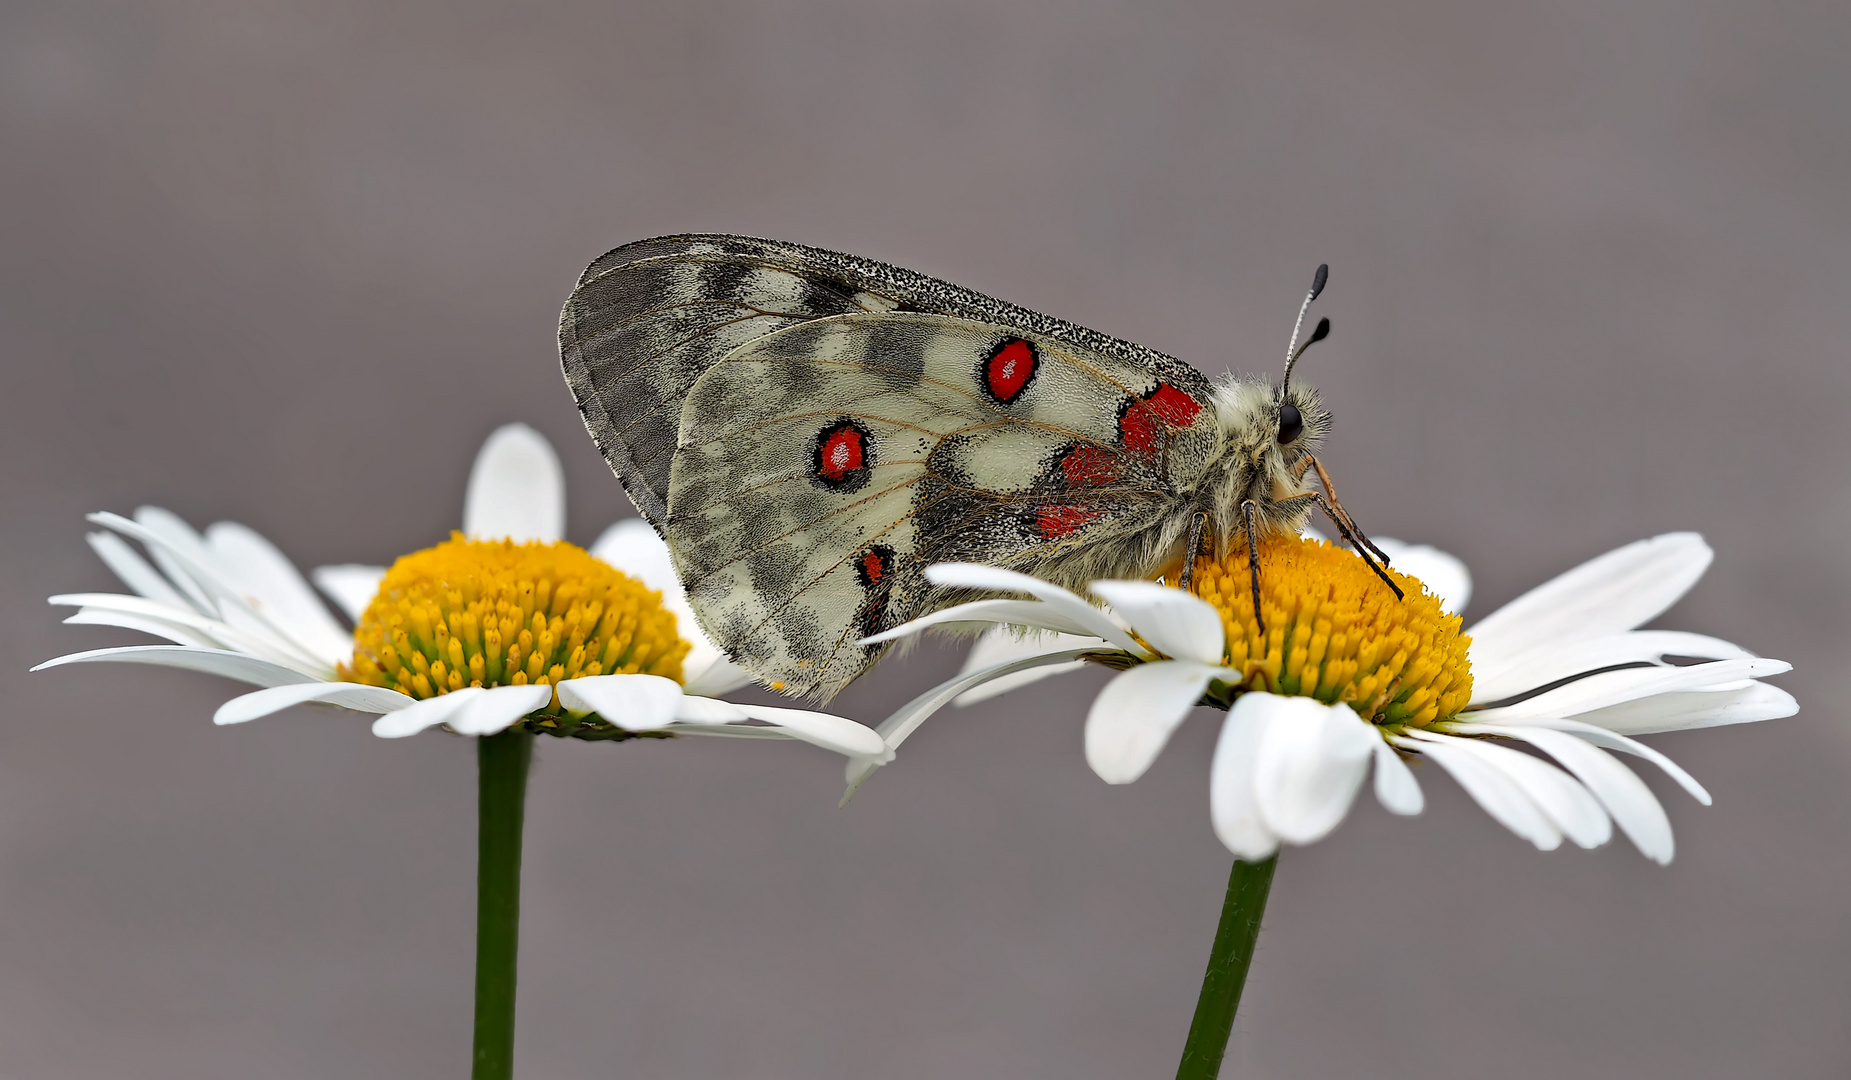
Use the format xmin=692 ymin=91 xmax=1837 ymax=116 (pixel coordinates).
xmin=1195 ymin=378 xmax=1329 ymax=550
xmin=1209 ymin=378 xmax=1329 ymax=475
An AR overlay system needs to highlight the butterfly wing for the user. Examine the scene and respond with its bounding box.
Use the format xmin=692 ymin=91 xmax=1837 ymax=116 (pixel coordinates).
xmin=667 ymin=312 xmax=1218 ymax=700
xmin=560 ymin=234 xmax=1205 ymax=525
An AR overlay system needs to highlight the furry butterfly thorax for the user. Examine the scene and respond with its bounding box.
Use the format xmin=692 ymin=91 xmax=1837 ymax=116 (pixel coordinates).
xmin=560 ymin=234 xmax=1385 ymax=701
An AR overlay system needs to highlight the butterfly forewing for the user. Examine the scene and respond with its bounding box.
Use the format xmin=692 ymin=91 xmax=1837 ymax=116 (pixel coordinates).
xmin=665 ymin=313 xmax=1217 ymax=699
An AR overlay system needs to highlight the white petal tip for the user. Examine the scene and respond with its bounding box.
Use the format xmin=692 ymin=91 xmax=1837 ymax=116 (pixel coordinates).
xmin=840 ymin=763 xmax=879 ymax=807
xmin=464 ymin=424 xmax=566 ymax=543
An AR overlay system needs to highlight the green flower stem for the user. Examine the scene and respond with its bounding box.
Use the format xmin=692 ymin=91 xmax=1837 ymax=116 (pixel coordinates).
xmin=1174 ymin=855 xmax=1279 ymax=1080
xmin=473 ymin=730 xmax=534 ymax=1080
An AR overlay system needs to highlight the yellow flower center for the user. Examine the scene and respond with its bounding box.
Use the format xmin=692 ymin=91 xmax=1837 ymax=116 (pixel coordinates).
xmin=339 ymin=534 xmax=688 ymax=712
xmin=1189 ymin=534 xmax=1472 ymax=729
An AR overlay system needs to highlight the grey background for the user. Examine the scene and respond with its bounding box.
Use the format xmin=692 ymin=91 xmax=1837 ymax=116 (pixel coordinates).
xmin=2 ymin=1 xmax=1846 ymax=1077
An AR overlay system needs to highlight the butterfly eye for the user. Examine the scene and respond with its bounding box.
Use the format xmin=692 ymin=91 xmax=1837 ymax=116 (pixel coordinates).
xmin=1276 ymin=402 xmax=1304 ymax=444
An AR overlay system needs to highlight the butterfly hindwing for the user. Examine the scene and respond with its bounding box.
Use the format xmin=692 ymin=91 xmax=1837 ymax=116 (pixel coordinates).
xmin=561 ymin=233 xmax=1207 ymax=525
xmin=665 ymin=312 xmax=1217 ymax=699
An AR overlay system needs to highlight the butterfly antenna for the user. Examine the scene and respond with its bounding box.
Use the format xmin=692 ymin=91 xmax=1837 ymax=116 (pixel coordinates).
xmin=1280 ymin=263 xmax=1330 ymax=396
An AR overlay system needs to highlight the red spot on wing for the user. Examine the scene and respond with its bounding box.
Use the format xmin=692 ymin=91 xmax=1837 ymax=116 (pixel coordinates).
xmin=983 ymin=339 xmax=1038 ymax=403
xmin=817 ymin=424 xmax=866 ymax=482
xmin=855 ymin=545 xmax=897 ymax=639
xmin=1060 ymin=445 xmax=1123 ymax=488
xmin=1037 ymin=504 xmax=1104 ymax=538
xmin=1119 ymin=382 xmax=1203 ymax=456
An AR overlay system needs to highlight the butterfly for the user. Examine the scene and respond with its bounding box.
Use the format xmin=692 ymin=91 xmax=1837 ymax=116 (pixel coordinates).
xmin=559 ymin=234 xmax=1397 ymax=701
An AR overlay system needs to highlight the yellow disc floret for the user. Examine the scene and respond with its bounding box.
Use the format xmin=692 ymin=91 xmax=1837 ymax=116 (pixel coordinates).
xmin=339 ymin=534 xmax=688 ymax=709
xmin=1190 ymin=534 xmax=1472 ymax=729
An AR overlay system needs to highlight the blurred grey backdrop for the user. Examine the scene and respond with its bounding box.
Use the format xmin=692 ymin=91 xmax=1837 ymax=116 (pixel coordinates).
xmin=3 ymin=1 xmax=1848 ymax=1077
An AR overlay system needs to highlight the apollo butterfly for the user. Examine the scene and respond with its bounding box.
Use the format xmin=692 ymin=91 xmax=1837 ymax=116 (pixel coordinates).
xmin=560 ymin=235 xmax=1395 ymax=700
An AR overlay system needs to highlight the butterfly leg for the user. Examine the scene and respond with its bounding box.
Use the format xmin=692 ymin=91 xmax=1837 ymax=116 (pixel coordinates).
xmin=1278 ymin=490 xmax=1406 ymax=600
xmin=1305 ymin=455 xmax=1392 ymax=567
xmin=1178 ymin=511 xmax=1210 ymax=593
xmin=1240 ymin=499 xmax=1267 ymax=638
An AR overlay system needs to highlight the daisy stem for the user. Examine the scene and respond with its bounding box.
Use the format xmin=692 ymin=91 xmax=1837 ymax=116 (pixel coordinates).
xmin=473 ymin=729 xmax=534 ymax=1080
xmin=1174 ymin=854 xmax=1278 ymax=1080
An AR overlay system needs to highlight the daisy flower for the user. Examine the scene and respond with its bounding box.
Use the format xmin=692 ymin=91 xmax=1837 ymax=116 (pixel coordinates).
xmin=853 ymin=531 xmax=1795 ymax=864
xmin=33 ymin=424 xmax=885 ymax=760
xmin=33 ymin=421 xmax=888 ymax=1078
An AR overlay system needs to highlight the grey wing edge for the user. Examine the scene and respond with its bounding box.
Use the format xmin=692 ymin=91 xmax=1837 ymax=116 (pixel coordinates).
xmin=595 ymin=234 xmax=1208 ymax=382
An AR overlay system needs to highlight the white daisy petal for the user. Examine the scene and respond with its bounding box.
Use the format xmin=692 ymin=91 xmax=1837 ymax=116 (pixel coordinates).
xmin=841 ymin=646 xmax=1099 ymax=803
xmin=734 ymin=704 xmax=888 ymax=758
xmin=1088 ymin=581 xmax=1225 ymax=664
xmin=1371 ymin=737 xmax=1425 ymax=816
xmin=312 ymin=564 xmax=387 ymax=623
xmin=870 ymin=646 xmax=1098 ymax=749
xmin=1456 ymin=723 xmax=1674 ymax=863
xmin=371 ymin=691 xmax=481 ymax=739
xmin=953 ymin=627 xmax=1097 ymax=706
xmin=1209 ymin=696 xmax=1282 ymax=861
xmin=204 ymin=521 xmax=353 ymax=666
xmin=1570 ymin=683 xmax=1798 ymax=735
xmin=50 ymin=593 xmax=325 ymax=672
xmin=214 ymin=682 xmax=417 ymax=725
xmin=63 ymin=607 xmax=220 ymax=648
xmin=84 ymin=516 xmax=329 ymax=670
xmin=1393 ymin=732 xmax=1564 ymax=851
xmin=1484 ymin=716 xmax=1713 ymax=805
xmin=921 ymin=564 xmax=1144 ymax=653
xmin=1084 ymin=661 xmax=1221 ymax=784
xmin=1468 ymin=657 xmax=1790 ymax=723
xmin=670 ymin=725 xmax=794 ymax=741
xmin=1406 ymin=730 xmax=1608 ymax=848
xmin=85 ymin=530 xmax=193 ymax=610
xmin=127 ymin=507 xmax=219 ymax=615
xmin=860 ymin=598 xmax=1112 ymax=645
xmin=463 ymin=424 xmax=565 ymax=543
xmin=1252 ymin=698 xmax=1377 ymax=845
xmin=1471 ymin=630 xmax=1757 ymax=705
xmin=1372 ymin=538 xmax=1472 ymax=615
xmin=32 ymin=645 xmax=320 ymax=688
xmin=681 ymin=658 xmax=757 ymax=698
xmin=448 ymin=685 xmax=555 ymax=736
xmin=556 ymin=674 xmax=683 ymax=731
xmin=1467 ymin=533 xmax=1711 ymax=672
xmin=588 ymin=519 xmax=750 ymax=695
xmin=87 ymin=513 xmax=225 ymax=619
xmin=589 ymin=518 xmax=674 ymax=584
xmin=671 ymin=695 xmax=751 ymax=724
